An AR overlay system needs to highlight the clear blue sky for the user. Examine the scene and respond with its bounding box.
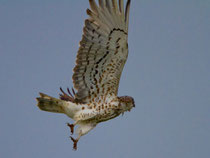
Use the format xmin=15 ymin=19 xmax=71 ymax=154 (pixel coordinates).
xmin=0 ymin=0 xmax=209 ymax=158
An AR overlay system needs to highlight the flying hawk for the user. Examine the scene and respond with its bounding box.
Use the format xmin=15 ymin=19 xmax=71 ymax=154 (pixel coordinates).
xmin=36 ymin=0 xmax=135 ymax=150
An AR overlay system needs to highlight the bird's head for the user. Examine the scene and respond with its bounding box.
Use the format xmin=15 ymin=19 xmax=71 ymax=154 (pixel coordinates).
xmin=118 ymin=96 xmax=135 ymax=112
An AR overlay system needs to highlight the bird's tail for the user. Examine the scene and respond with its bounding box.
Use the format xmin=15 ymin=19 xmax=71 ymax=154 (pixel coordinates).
xmin=36 ymin=93 xmax=66 ymax=113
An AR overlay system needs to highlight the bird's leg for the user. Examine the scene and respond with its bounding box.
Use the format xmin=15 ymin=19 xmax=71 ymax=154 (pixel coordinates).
xmin=69 ymin=123 xmax=95 ymax=150
xmin=70 ymin=133 xmax=81 ymax=151
xmin=66 ymin=121 xmax=78 ymax=135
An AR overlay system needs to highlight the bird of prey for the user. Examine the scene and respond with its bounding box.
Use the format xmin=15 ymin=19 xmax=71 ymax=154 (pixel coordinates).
xmin=36 ymin=0 xmax=134 ymax=150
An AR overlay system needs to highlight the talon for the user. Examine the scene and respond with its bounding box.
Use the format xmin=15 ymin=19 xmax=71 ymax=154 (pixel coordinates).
xmin=70 ymin=136 xmax=78 ymax=150
xmin=67 ymin=123 xmax=74 ymax=135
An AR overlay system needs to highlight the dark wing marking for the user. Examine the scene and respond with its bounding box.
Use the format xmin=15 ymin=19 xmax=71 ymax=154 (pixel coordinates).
xmin=72 ymin=0 xmax=131 ymax=103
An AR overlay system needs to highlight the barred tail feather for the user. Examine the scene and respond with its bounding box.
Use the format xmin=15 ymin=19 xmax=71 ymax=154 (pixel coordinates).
xmin=36 ymin=93 xmax=65 ymax=113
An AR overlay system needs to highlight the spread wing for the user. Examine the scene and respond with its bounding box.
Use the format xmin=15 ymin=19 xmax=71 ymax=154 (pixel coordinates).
xmin=72 ymin=0 xmax=131 ymax=103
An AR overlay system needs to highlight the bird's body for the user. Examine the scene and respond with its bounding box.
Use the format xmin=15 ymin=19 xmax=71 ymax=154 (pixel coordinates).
xmin=36 ymin=0 xmax=134 ymax=150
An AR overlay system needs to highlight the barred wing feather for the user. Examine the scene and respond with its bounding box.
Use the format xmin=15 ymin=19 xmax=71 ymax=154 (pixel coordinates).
xmin=73 ymin=0 xmax=131 ymax=103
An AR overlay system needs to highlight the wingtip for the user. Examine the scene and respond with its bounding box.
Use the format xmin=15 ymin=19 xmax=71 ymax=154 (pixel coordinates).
xmin=125 ymin=0 xmax=131 ymax=30
xmin=36 ymin=97 xmax=40 ymax=102
xmin=86 ymin=8 xmax=92 ymax=16
xmin=125 ymin=0 xmax=131 ymax=17
xmin=39 ymin=92 xmax=45 ymax=98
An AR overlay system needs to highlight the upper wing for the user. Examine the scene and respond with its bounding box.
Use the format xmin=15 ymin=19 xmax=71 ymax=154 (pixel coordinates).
xmin=73 ymin=0 xmax=131 ymax=103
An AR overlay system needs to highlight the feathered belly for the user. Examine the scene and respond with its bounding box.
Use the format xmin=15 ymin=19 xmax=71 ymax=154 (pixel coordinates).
xmin=85 ymin=108 xmax=122 ymax=123
xmin=96 ymin=113 xmax=121 ymax=123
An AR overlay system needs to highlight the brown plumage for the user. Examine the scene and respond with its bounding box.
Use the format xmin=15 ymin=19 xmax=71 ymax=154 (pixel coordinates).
xmin=36 ymin=0 xmax=134 ymax=150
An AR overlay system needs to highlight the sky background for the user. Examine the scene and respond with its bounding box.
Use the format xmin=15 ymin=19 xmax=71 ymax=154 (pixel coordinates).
xmin=0 ymin=0 xmax=210 ymax=158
